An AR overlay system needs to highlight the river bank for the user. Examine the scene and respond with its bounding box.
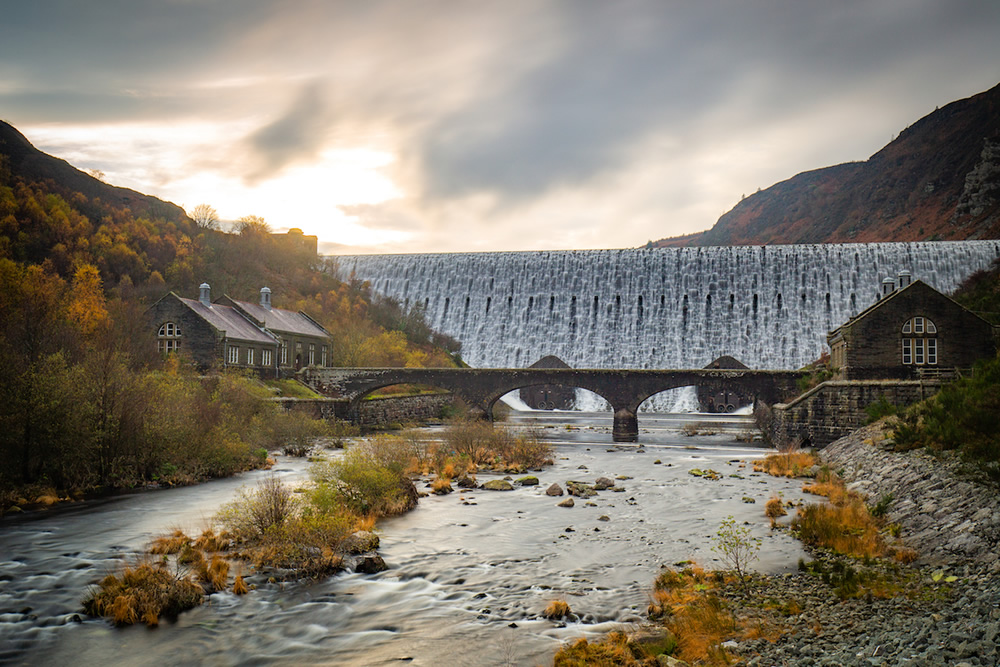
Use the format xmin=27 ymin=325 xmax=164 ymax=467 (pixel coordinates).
xmin=726 ymin=422 xmax=1000 ymax=666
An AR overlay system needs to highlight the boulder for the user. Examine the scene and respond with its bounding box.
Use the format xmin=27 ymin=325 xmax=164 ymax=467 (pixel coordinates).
xmin=558 ymin=497 xmax=575 ymax=508
xmin=354 ymin=554 xmax=388 ymax=574
xmin=566 ymin=481 xmax=597 ymax=498
xmin=594 ymin=477 xmax=614 ymax=490
xmin=456 ymin=475 xmax=477 ymax=488
xmin=516 ymin=476 xmax=540 ymax=486
xmin=344 ymin=530 xmax=380 ymax=554
xmin=546 ymin=483 xmax=564 ymax=496
xmin=482 ymin=479 xmax=514 ymax=491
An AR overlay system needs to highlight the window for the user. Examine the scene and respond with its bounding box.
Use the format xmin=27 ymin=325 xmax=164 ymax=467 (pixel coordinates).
xmin=228 ymin=346 xmax=240 ymax=364
xmin=308 ymin=343 xmax=316 ymax=365
xmin=321 ymin=346 xmax=327 ymax=367
xmin=157 ymin=321 xmax=182 ymax=353
xmin=280 ymin=342 xmax=287 ymax=365
xmin=247 ymin=348 xmax=254 ymax=365
xmin=262 ymin=349 xmax=272 ymax=367
xmin=901 ymin=317 xmax=937 ymax=366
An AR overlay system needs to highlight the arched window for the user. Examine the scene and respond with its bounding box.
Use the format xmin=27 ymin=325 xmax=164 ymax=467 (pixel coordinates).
xmin=157 ymin=322 xmax=182 ymax=353
xmin=901 ymin=317 xmax=937 ymax=366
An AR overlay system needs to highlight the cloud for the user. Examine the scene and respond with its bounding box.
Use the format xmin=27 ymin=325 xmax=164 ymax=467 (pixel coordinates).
xmin=236 ymin=83 xmax=333 ymax=183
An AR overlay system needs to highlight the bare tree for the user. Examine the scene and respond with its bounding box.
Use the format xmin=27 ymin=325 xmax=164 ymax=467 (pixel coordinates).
xmin=190 ymin=204 xmax=220 ymax=230
xmin=236 ymin=214 xmax=271 ymax=236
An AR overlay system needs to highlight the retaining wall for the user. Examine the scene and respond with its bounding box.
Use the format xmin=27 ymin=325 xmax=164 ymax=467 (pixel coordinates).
xmin=273 ymin=393 xmax=454 ymax=427
xmin=771 ymin=380 xmax=940 ymax=448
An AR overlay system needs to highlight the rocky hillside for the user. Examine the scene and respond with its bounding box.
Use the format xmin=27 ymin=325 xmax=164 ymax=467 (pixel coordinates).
xmin=656 ymin=82 xmax=1000 ymax=246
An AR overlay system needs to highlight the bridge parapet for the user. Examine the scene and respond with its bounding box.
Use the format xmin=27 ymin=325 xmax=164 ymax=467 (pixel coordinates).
xmin=300 ymin=367 xmax=806 ymax=442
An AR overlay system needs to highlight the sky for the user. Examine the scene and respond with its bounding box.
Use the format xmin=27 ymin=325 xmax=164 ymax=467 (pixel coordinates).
xmin=2 ymin=1 xmax=999 ymax=255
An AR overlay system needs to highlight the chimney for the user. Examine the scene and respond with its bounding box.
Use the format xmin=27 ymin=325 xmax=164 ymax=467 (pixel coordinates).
xmin=199 ymin=282 xmax=211 ymax=306
xmin=897 ymin=270 xmax=912 ymax=289
xmin=881 ymin=277 xmax=896 ymax=298
xmin=260 ymin=286 xmax=272 ymax=310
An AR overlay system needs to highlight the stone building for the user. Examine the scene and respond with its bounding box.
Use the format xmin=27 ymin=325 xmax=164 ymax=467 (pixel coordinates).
xmin=827 ymin=275 xmax=996 ymax=380
xmin=217 ymin=288 xmax=332 ymax=371
xmin=519 ymin=355 xmax=576 ymax=410
xmin=698 ymin=355 xmax=752 ymax=412
xmin=147 ymin=284 xmax=332 ymax=375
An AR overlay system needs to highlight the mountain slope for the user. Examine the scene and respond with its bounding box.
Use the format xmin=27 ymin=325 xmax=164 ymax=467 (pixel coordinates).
xmin=0 ymin=121 xmax=189 ymax=224
xmin=655 ymin=82 xmax=1000 ymax=246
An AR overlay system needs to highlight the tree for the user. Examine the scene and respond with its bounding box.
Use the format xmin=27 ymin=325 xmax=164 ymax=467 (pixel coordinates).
xmin=235 ymin=215 xmax=270 ymax=236
xmin=190 ymin=204 xmax=220 ymax=231
xmin=712 ymin=516 xmax=761 ymax=594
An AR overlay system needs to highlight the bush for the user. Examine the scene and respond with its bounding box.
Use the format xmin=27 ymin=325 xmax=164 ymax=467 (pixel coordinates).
xmin=890 ymin=354 xmax=1000 ymax=481
xmin=864 ymin=397 xmax=899 ymax=424
xmin=217 ymin=475 xmax=296 ymax=541
xmin=311 ymin=446 xmax=417 ymax=518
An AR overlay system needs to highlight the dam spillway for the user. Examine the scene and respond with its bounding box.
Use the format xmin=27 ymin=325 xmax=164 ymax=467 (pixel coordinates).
xmin=334 ymin=242 xmax=1000 ymax=406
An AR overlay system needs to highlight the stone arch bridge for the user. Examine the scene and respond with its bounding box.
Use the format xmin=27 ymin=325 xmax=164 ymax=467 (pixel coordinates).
xmin=300 ymin=367 xmax=805 ymax=442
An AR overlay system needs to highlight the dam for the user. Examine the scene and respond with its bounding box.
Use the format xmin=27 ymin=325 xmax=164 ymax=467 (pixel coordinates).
xmin=334 ymin=241 xmax=1000 ymax=409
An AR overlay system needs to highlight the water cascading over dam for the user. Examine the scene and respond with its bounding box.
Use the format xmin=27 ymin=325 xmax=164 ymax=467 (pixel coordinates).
xmin=335 ymin=241 xmax=1000 ymax=409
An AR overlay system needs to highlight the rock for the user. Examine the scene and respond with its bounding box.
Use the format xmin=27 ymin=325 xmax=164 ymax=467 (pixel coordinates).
xmin=566 ymin=481 xmax=597 ymax=497
xmin=456 ymin=475 xmax=477 ymax=488
xmin=658 ymin=655 xmax=689 ymax=666
xmin=546 ymin=483 xmax=564 ymax=496
xmin=344 ymin=531 xmax=380 ymax=554
xmin=742 ymin=496 xmax=756 ymax=504
xmin=516 ymin=476 xmax=539 ymax=486
xmin=353 ymin=554 xmax=388 ymax=574
xmin=482 ymin=480 xmax=514 ymax=491
xmin=594 ymin=477 xmax=614 ymax=490
xmin=598 ymin=515 xmax=610 ymax=521
xmin=557 ymin=498 xmax=575 ymax=508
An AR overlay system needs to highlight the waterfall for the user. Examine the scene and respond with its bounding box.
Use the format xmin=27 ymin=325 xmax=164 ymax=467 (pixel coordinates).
xmin=334 ymin=241 xmax=1000 ymax=409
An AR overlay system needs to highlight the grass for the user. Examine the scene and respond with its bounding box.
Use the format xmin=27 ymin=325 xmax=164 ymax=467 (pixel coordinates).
xmin=795 ymin=468 xmax=887 ymax=559
xmin=263 ymin=379 xmax=322 ymax=399
xmin=765 ymin=495 xmax=788 ymax=526
xmin=753 ymin=450 xmax=819 ymax=478
xmin=543 ymin=599 xmax=572 ymax=620
xmin=83 ymin=560 xmax=204 ymax=627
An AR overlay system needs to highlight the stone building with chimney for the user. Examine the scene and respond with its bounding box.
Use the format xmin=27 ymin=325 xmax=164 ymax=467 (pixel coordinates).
xmin=147 ymin=284 xmax=332 ymax=376
xmin=827 ymin=271 xmax=996 ymax=380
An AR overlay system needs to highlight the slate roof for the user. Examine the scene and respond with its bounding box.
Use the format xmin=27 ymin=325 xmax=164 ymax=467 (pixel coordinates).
xmin=178 ymin=297 xmax=278 ymax=344
xmin=225 ymin=298 xmax=330 ymax=338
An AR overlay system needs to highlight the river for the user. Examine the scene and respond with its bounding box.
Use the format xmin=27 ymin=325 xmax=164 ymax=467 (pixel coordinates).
xmin=1 ymin=411 xmax=812 ymax=666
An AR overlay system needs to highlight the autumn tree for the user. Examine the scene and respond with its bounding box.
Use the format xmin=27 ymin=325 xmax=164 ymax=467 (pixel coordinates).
xmin=190 ymin=204 xmax=220 ymax=231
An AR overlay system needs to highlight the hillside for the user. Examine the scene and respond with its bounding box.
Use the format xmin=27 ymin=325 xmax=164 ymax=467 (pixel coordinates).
xmin=655 ymin=82 xmax=1000 ymax=246
xmin=0 ymin=120 xmax=458 ymax=368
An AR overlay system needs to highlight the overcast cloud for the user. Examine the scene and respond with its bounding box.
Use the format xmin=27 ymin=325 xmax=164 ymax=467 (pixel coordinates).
xmin=2 ymin=0 xmax=999 ymax=253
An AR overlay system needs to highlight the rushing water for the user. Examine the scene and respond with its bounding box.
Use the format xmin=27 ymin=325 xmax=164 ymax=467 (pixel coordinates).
xmin=335 ymin=242 xmax=1000 ymax=373
xmin=2 ymin=413 xmax=815 ymax=666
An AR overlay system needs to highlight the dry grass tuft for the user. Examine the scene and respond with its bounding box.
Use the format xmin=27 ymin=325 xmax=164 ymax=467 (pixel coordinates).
xmin=150 ymin=529 xmax=190 ymax=554
xmin=83 ymin=561 xmax=204 ymax=627
xmin=793 ymin=469 xmax=888 ymax=559
xmin=765 ymin=496 xmax=788 ymax=526
xmin=892 ymin=547 xmax=919 ymax=564
xmin=232 ymin=574 xmax=249 ymax=595
xmin=543 ymin=599 xmax=572 ymax=620
xmin=753 ymin=451 xmax=818 ymax=478
xmin=431 ymin=477 xmax=453 ymax=494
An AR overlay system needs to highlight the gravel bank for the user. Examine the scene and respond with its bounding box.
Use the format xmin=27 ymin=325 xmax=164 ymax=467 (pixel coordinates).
xmin=731 ymin=423 xmax=1000 ymax=666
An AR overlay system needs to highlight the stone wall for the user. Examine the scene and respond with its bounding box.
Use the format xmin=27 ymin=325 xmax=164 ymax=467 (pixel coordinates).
xmin=273 ymin=393 xmax=454 ymax=427
xmin=771 ymin=380 xmax=940 ymax=447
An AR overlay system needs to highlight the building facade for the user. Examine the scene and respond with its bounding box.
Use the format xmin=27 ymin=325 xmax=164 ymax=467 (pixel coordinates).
xmin=827 ymin=277 xmax=996 ymax=380
xmin=147 ymin=284 xmax=332 ymax=375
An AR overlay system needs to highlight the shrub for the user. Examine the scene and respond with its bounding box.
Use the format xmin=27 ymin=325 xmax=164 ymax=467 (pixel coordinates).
xmin=864 ymin=397 xmax=899 ymax=424
xmin=217 ymin=475 xmax=297 ymax=541
xmin=754 ymin=451 xmax=818 ymax=478
xmin=711 ymin=516 xmax=760 ymax=593
xmin=311 ymin=447 xmax=417 ymax=517
xmin=270 ymin=411 xmax=330 ymax=456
